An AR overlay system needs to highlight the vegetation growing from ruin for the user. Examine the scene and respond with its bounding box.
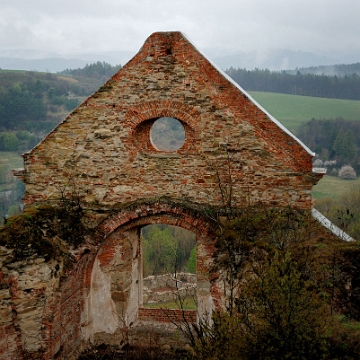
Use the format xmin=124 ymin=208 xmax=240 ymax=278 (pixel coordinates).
xmin=78 ymin=344 xmax=189 ymax=360
xmin=77 ymin=205 xmax=360 ymax=359
xmin=176 ymin=206 xmax=360 ymax=359
xmin=0 ymin=193 xmax=88 ymax=262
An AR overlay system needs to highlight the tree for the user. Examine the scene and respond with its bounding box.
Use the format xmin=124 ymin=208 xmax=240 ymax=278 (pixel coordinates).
xmin=332 ymin=128 xmax=358 ymax=163
xmin=237 ymin=252 xmax=328 ymax=359
xmin=142 ymin=225 xmax=178 ymax=276
xmin=186 ymin=247 xmax=196 ymax=274
xmin=0 ymin=164 xmax=10 ymax=183
xmin=186 ymin=247 xmax=330 ymax=360
xmin=0 ymin=132 xmax=19 ymax=151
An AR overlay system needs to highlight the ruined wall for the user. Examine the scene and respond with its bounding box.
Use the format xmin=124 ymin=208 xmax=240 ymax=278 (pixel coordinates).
xmin=0 ymin=246 xmax=62 ymax=358
xmin=0 ymin=201 xmax=219 ymax=359
xmin=143 ymin=272 xmax=196 ymax=304
xmin=1 ymin=31 xmax=325 ymax=359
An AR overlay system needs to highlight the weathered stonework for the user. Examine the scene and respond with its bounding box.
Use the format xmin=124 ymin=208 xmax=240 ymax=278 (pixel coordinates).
xmin=0 ymin=31 xmax=326 ymax=359
xmin=21 ymin=32 xmax=320 ymax=209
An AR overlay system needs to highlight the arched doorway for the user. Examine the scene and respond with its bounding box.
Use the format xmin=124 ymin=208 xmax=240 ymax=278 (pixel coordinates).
xmin=81 ymin=202 xmax=219 ymax=344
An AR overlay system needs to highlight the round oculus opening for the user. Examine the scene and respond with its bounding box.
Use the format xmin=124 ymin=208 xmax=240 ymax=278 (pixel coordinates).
xmin=150 ymin=117 xmax=185 ymax=152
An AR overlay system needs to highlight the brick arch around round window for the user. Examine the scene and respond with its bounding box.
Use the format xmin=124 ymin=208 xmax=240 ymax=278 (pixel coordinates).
xmin=126 ymin=100 xmax=202 ymax=153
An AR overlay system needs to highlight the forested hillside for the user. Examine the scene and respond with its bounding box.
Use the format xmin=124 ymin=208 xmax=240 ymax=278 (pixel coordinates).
xmin=0 ymin=73 xmax=81 ymax=129
xmin=297 ymin=117 xmax=360 ymax=171
xmin=226 ymin=65 xmax=360 ymax=100
xmin=58 ymin=61 xmax=121 ymax=83
xmin=0 ymin=62 xmax=121 ymax=151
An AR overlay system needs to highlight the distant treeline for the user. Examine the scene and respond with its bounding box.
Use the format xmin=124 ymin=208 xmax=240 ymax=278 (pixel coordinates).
xmin=296 ymin=117 xmax=360 ymax=170
xmin=226 ymin=68 xmax=360 ymax=100
xmin=58 ymin=61 xmax=121 ymax=81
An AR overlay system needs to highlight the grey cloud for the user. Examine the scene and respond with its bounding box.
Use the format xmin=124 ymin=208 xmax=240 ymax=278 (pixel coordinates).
xmin=0 ymin=0 xmax=358 ymax=65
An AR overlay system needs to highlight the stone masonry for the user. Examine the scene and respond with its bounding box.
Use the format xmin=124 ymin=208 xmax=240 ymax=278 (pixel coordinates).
xmin=0 ymin=32 xmax=325 ymax=359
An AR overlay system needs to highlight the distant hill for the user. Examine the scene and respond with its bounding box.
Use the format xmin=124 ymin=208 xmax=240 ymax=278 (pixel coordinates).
xmin=0 ymin=50 xmax=134 ymax=73
xmin=285 ymin=62 xmax=360 ymax=77
xmin=1 ymin=47 xmax=357 ymax=73
xmin=213 ymin=48 xmax=341 ymax=71
xmin=0 ymin=57 xmax=89 ymax=73
xmin=58 ymin=61 xmax=121 ymax=84
xmin=0 ymin=62 xmax=121 ymax=143
xmin=226 ymin=66 xmax=360 ymax=100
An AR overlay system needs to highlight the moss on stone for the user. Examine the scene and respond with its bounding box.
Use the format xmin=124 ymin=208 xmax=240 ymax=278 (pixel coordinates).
xmin=0 ymin=201 xmax=90 ymax=262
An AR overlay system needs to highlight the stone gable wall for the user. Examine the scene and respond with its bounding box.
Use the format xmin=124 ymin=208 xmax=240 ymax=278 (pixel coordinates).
xmin=21 ymin=32 xmax=320 ymax=210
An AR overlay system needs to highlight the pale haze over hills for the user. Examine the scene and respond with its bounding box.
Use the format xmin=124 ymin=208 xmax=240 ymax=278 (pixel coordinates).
xmin=0 ymin=47 xmax=354 ymax=73
xmin=0 ymin=1 xmax=358 ymax=73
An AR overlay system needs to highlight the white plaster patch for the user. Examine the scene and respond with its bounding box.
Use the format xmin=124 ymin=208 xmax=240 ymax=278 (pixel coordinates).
xmin=94 ymin=188 xmax=108 ymax=202
xmin=197 ymin=282 xmax=215 ymax=325
xmin=82 ymin=258 xmax=119 ymax=342
xmin=113 ymin=185 xmax=133 ymax=193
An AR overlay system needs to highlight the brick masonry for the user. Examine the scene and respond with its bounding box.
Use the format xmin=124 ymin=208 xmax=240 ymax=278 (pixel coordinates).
xmin=138 ymin=308 xmax=196 ymax=324
xmin=0 ymin=31 xmax=325 ymax=359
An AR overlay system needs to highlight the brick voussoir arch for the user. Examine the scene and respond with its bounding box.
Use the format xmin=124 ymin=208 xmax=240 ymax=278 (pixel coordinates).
xmin=96 ymin=198 xmax=217 ymax=243
xmin=126 ymin=100 xmax=202 ymax=133
xmin=91 ymin=198 xmax=222 ymax=308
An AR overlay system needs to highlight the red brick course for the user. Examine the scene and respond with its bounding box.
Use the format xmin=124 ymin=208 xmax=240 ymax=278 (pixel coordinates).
xmin=138 ymin=307 xmax=196 ymax=323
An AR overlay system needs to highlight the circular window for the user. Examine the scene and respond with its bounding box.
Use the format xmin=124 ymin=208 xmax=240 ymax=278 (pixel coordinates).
xmin=150 ymin=117 xmax=185 ymax=152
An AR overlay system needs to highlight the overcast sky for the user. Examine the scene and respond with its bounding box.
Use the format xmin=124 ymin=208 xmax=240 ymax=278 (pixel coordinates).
xmin=1 ymin=0 xmax=359 ymax=64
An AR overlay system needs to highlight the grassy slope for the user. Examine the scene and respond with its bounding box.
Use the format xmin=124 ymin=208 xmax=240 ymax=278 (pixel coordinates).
xmin=144 ymin=297 xmax=196 ymax=310
xmin=0 ymin=152 xmax=23 ymax=191
xmin=248 ymin=91 xmax=360 ymax=133
xmin=247 ymin=92 xmax=360 ymax=200
xmin=312 ymin=175 xmax=360 ymax=200
xmin=0 ymin=152 xmax=23 ymax=168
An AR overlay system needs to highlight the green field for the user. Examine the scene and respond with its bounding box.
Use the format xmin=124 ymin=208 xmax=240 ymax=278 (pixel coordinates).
xmin=0 ymin=152 xmax=23 ymax=192
xmin=248 ymin=91 xmax=360 ymax=133
xmin=312 ymin=175 xmax=360 ymax=200
xmin=247 ymin=92 xmax=360 ymax=202
xmin=0 ymin=151 xmax=23 ymax=169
